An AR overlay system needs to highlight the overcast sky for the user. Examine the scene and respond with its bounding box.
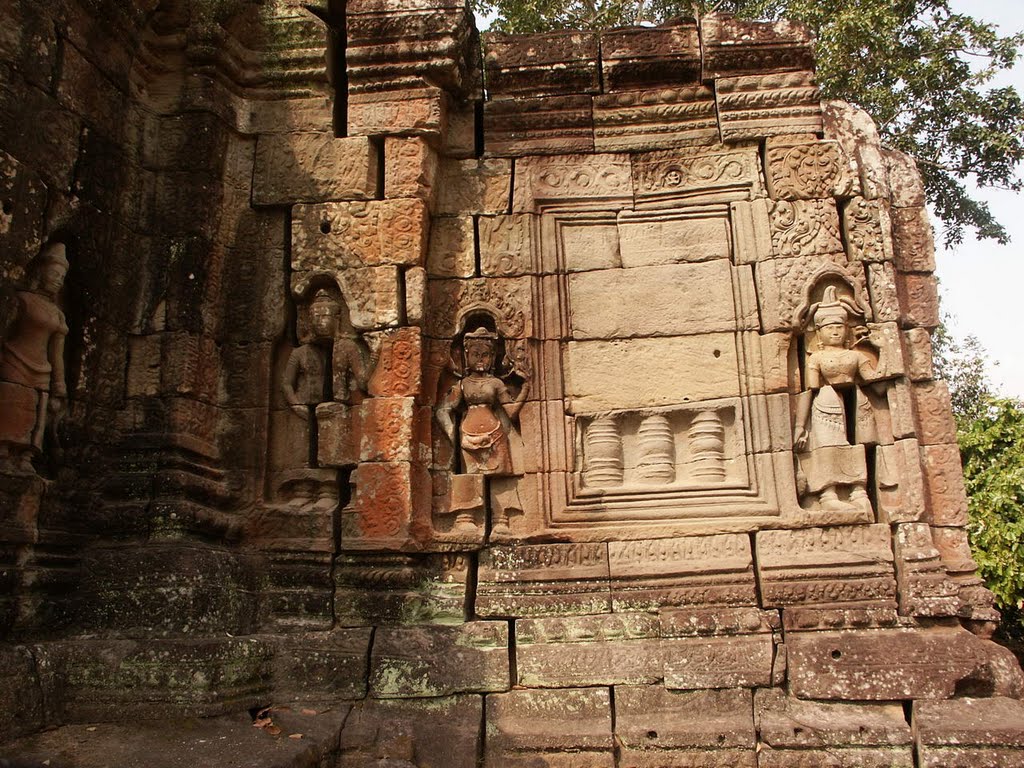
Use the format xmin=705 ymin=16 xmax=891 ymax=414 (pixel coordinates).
xmin=936 ymin=0 xmax=1023 ymax=398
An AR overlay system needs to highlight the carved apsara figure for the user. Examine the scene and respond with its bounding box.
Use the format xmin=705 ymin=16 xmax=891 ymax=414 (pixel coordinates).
xmin=793 ymin=286 xmax=877 ymax=514
xmin=0 ymin=243 xmax=69 ymax=472
xmin=282 ymin=288 xmax=368 ymax=415
xmin=276 ymin=288 xmax=367 ymax=509
xmin=437 ymin=327 xmax=529 ymax=476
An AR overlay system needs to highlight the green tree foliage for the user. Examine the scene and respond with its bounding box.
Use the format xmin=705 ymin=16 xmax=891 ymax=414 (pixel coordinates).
xmin=477 ymin=0 xmax=1024 ymax=245
xmin=959 ymin=397 xmax=1024 ymax=631
xmin=933 ymin=326 xmax=1024 ymax=635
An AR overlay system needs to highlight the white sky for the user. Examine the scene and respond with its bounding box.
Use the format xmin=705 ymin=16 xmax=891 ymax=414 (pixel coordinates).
xmin=935 ymin=0 xmax=1023 ymax=398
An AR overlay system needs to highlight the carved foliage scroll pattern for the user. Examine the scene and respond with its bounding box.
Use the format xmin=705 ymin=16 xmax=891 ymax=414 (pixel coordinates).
xmin=765 ymin=141 xmax=856 ymax=200
xmin=768 ymin=199 xmax=843 ymax=258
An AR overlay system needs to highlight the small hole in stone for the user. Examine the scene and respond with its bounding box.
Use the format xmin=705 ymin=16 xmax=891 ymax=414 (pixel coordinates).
xmin=646 ymin=731 xmax=658 ymax=740
xmin=320 ymin=220 xmax=331 ymax=234
xmin=713 ymin=349 xmax=721 ymax=358
xmin=1 ymin=200 xmax=12 ymax=215
xmin=794 ymin=727 xmax=804 ymax=736
xmin=717 ymin=734 xmax=726 ymax=744
xmin=831 ymin=649 xmax=842 ymax=660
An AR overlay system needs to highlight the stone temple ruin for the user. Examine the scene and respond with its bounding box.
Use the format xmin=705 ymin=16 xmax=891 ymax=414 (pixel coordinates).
xmin=2 ymin=0 xmax=1024 ymax=764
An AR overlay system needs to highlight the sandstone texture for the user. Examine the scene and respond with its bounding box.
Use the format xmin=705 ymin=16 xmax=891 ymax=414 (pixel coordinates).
xmin=0 ymin=1 xmax=1019 ymax=765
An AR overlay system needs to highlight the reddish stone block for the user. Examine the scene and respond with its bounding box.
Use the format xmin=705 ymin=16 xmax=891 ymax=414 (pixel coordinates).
xmin=368 ymin=326 xmax=423 ymax=399
xmin=891 ymin=205 xmax=936 ymax=273
xmin=896 ymin=273 xmax=940 ymax=329
xmin=922 ymin=443 xmax=968 ymax=526
xmin=340 ymin=461 xmax=430 ymax=550
xmin=912 ymin=380 xmax=958 ymax=445
xmin=787 ymin=626 xmax=1024 ymax=700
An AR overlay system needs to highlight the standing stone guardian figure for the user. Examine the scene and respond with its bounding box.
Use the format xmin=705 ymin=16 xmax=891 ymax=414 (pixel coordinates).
xmin=793 ymin=285 xmax=878 ymax=514
xmin=0 ymin=243 xmax=69 ymax=472
xmin=437 ymin=327 xmax=529 ymax=476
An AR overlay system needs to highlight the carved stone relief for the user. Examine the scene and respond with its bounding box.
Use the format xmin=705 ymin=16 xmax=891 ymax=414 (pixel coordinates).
xmin=270 ymin=283 xmax=370 ymax=508
xmin=791 ymin=280 xmax=899 ymax=516
xmin=0 ymin=242 xmax=69 ymax=473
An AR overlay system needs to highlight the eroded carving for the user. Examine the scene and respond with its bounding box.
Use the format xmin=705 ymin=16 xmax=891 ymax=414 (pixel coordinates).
xmin=0 ymin=242 xmax=68 ymax=472
xmin=437 ymin=326 xmax=530 ymax=476
xmin=793 ymin=285 xmax=888 ymax=514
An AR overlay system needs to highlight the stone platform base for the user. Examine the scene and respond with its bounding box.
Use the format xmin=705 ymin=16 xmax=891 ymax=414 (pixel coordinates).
xmin=0 ymin=706 xmax=349 ymax=768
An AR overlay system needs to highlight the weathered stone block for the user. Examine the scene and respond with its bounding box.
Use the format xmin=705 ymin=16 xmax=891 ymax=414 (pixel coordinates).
xmin=0 ymin=645 xmax=43 ymax=740
xmin=426 ymin=276 xmax=532 ymax=339
xmin=270 ymin=628 xmax=372 ymax=700
xmin=730 ymin=198 xmax=773 ymax=265
xmin=902 ymin=327 xmax=934 ymax=381
xmin=715 ymin=72 xmax=822 ymax=142
xmin=369 ymin=622 xmax=509 ymax=697
xmin=875 ymin=438 xmax=927 ymax=524
xmin=479 ymin=213 xmax=536 ymax=276
xmin=615 ymin=685 xmax=755 ymax=767
xmin=787 ymin=626 xmax=1024 ymax=700
xmin=253 ymin=134 xmax=378 ymax=205
xmin=702 ymin=16 xmax=815 ymax=79
xmin=755 ymin=688 xmax=913 ymax=767
xmin=608 ymin=535 xmax=757 ymax=611
xmin=661 ymin=607 xmax=776 ymax=690
xmin=896 ymin=272 xmax=940 ymax=329
xmin=885 ymin=149 xmax=926 ymax=207
xmin=340 ymin=460 xmax=430 ymax=550
xmin=513 ymin=153 xmax=632 ymax=213
xmin=292 ymin=199 xmax=429 ymax=273
xmin=569 ymin=261 xmax=754 ymax=340
xmin=476 ymin=542 xmax=612 ymax=617
xmin=484 ymin=94 xmax=595 ymax=157
xmin=564 ymin=335 xmax=740 ymax=413
xmin=515 ymin=613 xmax=662 ymax=687
xmin=922 ymin=442 xmax=969 ymax=526
xmin=755 ymin=525 xmax=897 ymax=607
xmin=842 ymin=196 xmax=894 ymax=263
xmin=348 ymin=86 xmax=448 ymax=137
xmin=335 ymin=553 xmax=470 ymax=626
xmin=865 ymin=260 xmax=901 ymax=323
xmin=485 ymin=687 xmax=614 ymax=767
xmin=891 ymin=205 xmax=936 ymax=273
xmin=436 ymin=158 xmax=511 ymax=215
xmin=912 ymin=380 xmax=958 ymax=446
xmin=632 ymin=145 xmax=764 ymax=206
xmin=599 ymin=23 xmax=701 ymax=92
xmin=384 ymin=136 xmax=438 ymax=203
xmin=593 ymin=86 xmax=717 ymax=152
xmin=484 ymin=31 xmax=600 ymax=99
xmin=316 ymin=402 xmax=356 ymax=467
xmin=893 ymin=522 xmax=961 ymax=618
xmin=764 ymin=137 xmax=857 ymax=200
xmin=338 ymin=695 xmax=481 ymax=768
xmin=367 ymin=326 xmax=423 ymax=399
xmin=427 ymin=215 xmax=476 ymax=278
xmin=34 ymin=637 xmax=272 ymax=722
xmin=767 ymin=198 xmax=844 ymax=259
xmin=405 ymin=265 xmax=427 ymax=326
xmin=617 ymin=208 xmax=732 ymax=267
xmin=914 ymin=697 xmax=1024 ymax=768
xmin=353 ymin=397 xmax=429 ymax=464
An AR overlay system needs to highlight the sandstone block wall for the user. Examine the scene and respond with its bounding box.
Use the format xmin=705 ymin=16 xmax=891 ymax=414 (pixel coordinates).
xmin=2 ymin=0 xmax=1024 ymax=764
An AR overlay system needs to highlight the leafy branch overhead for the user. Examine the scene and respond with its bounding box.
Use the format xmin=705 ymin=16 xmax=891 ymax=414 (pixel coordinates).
xmin=476 ymin=0 xmax=1024 ymax=246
